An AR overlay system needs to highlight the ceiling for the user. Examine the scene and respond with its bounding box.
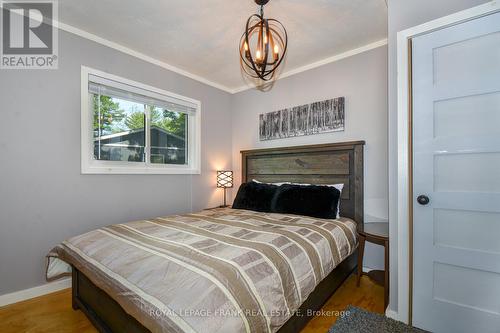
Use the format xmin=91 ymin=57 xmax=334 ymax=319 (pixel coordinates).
xmin=59 ymin=0 xmax=388 ymax=92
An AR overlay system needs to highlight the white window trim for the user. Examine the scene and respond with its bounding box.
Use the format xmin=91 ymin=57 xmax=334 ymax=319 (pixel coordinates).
xmin=81 ymin=66 xmax=201 ymax=174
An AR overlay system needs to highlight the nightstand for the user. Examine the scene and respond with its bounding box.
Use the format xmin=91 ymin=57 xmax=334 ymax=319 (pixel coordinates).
xmin=356 ymin=222 xmax=389 ymax=310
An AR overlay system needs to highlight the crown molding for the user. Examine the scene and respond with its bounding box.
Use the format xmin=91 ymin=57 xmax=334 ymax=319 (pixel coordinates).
xmin=2 ymin=4 xmax=232 ymax=92
xmin=57 ymin=21 xmax=235 ymax=93
xmin=57 ymin=19 xmax=386 ymax=95
xmin=231 ymin=38 xmax=388 ymax=94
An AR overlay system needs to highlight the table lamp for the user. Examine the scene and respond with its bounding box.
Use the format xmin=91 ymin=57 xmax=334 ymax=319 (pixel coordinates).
xmin=217 ymin=170 xmax=233 ymax=207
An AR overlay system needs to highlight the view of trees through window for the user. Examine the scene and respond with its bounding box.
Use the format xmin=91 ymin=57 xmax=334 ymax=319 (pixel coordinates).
xmin=93 ymin=94 xmax=187 ymax=165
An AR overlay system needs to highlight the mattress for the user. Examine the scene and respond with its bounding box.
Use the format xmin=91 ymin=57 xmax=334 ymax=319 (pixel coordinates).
xmin=46 ymin=208 xmax=357 ymax=333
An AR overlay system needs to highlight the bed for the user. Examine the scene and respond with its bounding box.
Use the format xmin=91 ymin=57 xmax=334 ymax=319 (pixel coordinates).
xmin=47 ymin=141 xmax=365 ymax=333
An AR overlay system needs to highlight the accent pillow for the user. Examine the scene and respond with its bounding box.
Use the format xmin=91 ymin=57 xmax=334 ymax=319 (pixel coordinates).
xmin=256 ymin=180 xmax=344 ymax=218
xmin=271 ymin=183 xmax=341 ymax=219
xmin=232 ymin=181 xmax=279 ymax=212
xmin=288 ymin=182 xmax=344 ymax=218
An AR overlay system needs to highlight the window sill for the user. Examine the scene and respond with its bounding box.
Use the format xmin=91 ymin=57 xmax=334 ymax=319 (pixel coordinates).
xmin=81 ymin=165 xmax=201 ymax=175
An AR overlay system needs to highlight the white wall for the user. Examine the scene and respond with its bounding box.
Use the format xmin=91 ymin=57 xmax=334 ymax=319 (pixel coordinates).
xmin=231 ymin=45 xmax=389 ymax=270
xmin=387 ymin=0 xmax=491 ymax=315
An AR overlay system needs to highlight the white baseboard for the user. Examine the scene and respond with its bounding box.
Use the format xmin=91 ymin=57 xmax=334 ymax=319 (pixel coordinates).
xmin=385 ymin=308 xmax=400 ymax=321
xmin=0 ymin=278 xmax=71 ymax=307
xmin=362 ymin=266 xmax=401 ymax=322
xmin=363 ymin=266 xmax=380 ymax=272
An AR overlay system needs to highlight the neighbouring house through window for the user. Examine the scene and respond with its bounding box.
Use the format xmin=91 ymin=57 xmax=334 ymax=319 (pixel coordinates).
xmin=81 ymin=66 xmax=201 ymax=174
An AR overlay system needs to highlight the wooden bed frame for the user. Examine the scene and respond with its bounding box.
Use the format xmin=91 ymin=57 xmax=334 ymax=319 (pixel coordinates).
xmin=72 ymin=141 xmax=365 ymax=333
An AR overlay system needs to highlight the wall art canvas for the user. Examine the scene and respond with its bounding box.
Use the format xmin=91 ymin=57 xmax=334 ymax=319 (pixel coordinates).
xmin=259 ymin=97 xmax=345 ymax=141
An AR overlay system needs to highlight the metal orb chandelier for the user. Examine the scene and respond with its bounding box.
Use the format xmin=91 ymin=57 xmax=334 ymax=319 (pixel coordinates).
xmin=240 ymin=0 xmax=288 ymax=82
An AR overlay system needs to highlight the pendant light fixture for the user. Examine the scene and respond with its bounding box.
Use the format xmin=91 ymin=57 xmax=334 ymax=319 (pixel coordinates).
xmin=239 ymin=0 xmax=288 ymax=82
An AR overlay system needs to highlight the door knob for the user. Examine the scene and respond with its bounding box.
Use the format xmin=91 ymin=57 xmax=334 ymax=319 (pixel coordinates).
xmin=417 ymin=195 xmax=430 ymax=205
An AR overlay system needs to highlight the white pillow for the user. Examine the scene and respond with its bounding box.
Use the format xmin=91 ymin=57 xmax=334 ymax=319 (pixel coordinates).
xmin=251 ymin=180 xmax=343 ymax=218
xmin=291 ymin=182 xmax=343 ymax=192
xmin=329 ymin=184 xmax=344 ymax=219
xmin=252 ymin=179 xmax=290 ymax=186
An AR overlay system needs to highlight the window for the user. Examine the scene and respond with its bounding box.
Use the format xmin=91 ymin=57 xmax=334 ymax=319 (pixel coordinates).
xmin=81 ymin=66 xmax=201 ymax=174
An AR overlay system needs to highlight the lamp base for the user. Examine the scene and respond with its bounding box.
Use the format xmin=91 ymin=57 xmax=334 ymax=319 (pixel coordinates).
xmin=222 ymin=187 xmax=227 ymax=207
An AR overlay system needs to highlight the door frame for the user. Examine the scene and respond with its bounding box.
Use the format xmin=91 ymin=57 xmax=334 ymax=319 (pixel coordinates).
xmin=395 ymin=1 xmax=500 ymax=325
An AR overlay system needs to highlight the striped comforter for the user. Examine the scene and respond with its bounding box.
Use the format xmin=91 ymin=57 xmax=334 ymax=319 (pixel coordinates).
xmin=46 ymin=208 xmax=357 ymax=333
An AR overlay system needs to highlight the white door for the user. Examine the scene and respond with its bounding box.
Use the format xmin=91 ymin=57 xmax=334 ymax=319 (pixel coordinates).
xmin=412 ymin=11 xmax=500 ymax=333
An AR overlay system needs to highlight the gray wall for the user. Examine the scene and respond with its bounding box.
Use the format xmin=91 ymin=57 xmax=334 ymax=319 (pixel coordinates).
xmin=231 ymin=45 xmax=389 ymax=270
xmin=8 ymin=0 xmax=487 ymax=301
xmin=0 ymin=30 xmax=232 ymax=295
xmin=387 ymin=0 xmax=491 ymax=313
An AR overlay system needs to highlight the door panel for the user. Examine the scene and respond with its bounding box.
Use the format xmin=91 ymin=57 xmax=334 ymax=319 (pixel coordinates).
xmin=434 ymin=208 xmax=500 ymax=254
xmin=433 ymin=262 xmax=500 ymax=314
xmin=433 ymin=31 xmax=500 ymax=86
xmin=412 ymin=11 xmax=500 ymax=333
xmin=433 ymin=92 xmax=500 ymax=138
xmin=434 ymin=152 xmax=500 ymax=192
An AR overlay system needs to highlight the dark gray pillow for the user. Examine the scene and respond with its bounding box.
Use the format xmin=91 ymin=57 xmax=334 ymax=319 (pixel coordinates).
xmin=232 ymin=182 xmax=278 ymax=212
xmin=271 ymin=183 xmax=340 ymax=219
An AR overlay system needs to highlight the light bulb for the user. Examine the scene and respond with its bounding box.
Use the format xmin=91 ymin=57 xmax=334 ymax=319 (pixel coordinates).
xmin=256 ymin=50 xmax=262 ymax=60
xmin=244 ymin=42 xmax=248 ymax=51
xmin=274 ymin=44 xmax=279 ymax=54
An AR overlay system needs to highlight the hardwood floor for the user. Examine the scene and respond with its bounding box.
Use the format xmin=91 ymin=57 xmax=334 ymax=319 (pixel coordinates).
xmin=301 ymin=274 xmax=384 ymax=332
xmin=0 ymin=274 xmax=383 ymax=333
xmin=0 ymin=288 xmax=97 ymax=333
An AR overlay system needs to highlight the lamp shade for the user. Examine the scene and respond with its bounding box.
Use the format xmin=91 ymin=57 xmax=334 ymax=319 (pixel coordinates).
xmin=217 ymin=171 xmax=233 ymax=188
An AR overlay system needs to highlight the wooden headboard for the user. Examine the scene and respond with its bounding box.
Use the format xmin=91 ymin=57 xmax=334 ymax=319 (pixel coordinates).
xmin=241 ymin=141 xmax=365 ymax=223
